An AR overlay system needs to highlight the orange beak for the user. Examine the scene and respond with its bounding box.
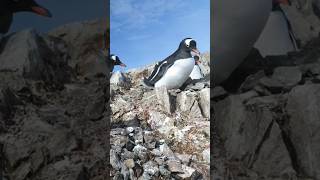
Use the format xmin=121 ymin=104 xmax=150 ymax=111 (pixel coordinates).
xmin=191 ymin=48 xmax=201 ymax=56
xmin=31 ymin=6 xmax=52 ymax=17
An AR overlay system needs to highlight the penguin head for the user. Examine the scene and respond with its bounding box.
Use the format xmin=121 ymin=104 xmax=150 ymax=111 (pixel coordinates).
xmin=180 ymin=38 xmax=201 ymax=56
xmin=110 ymin=54 xmax=127 ymax=67
xmin=11 ymin=0 xmax=52 ymax=17
xmin=194 ymin=55 xmax=201 ymax=65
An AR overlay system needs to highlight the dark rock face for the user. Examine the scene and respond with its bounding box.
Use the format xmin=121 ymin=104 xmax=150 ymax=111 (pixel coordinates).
xmin=213 ymin=12 xmax=320 ymax=179
xmin=0 ymin=20 xmax=110 ymax=180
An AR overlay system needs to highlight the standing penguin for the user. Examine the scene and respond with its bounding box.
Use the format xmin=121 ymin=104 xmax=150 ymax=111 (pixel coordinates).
xmin=0 ymin=0 xmax=52 ymax=39
xmin=189 ymin=55 xmax=204 ymax=80
xmin=254 ymin=0 xmax=298 ymax=57
xmin=142 ymin=38 xmax=200 ymax=90
xmin=108 ymin=54 xmax=126 ymax=72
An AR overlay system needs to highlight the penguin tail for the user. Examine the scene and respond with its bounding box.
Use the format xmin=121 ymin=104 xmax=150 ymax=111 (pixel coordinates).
xmin=141 ymin=77 xmax=154 ymax=89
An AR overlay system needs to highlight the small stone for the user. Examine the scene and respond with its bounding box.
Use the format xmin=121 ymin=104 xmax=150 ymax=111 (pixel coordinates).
xmin=124 ymin=159 xmax=135 ymax=169
xmin=159 ymin=165 xmax=171 ymax=176
xmin=166 ymin=160 xmax=183 ymax=173
xmin=202 ymin=148 xmax=210 ymax=164
xmin=154 ymin=157 xmax=165 ymax=165
xmin=143 ymin=161 xmax=159 ymax=176
xmin=175 ymin=153 xmax=192 ymax=165
xmin=126 ymin=127 xmax=134 ymax=133
xmin=177 ymin=165 xmax=196 ymax=179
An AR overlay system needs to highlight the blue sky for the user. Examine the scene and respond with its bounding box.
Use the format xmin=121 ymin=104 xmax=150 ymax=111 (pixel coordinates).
xmin=10 ymin=0 xmax=107 ymax=33
xmin=110 ymin=0 xmax=210 ymax=71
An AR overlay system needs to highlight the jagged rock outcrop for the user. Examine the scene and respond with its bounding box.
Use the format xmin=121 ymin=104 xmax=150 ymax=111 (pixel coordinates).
xmin=109 ymin=52 xmax=211 ymax=179
xmin=0 ymin=20 xmax=110 ymax=179
xmin=213 ymin=33 xmax=320 ymax=179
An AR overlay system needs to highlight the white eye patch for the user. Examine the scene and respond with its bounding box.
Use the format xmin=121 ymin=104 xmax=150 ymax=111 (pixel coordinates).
xmin=185 ymin=38 xmax=194 ymax=47
xmin=111 ymin=55 xmax=116 ymax=61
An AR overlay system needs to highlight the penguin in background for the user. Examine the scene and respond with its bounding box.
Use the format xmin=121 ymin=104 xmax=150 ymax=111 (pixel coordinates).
xmin=189 ymin=55 xmax=204 ymax=80
xmin=99 ymin=30 xmax=126 ymax=73
xmin=254 ymin=0 xmax=299 ymax=57
xmin=0 ymin=0 xmax=52 ymax=41
xmin=108 ymin=54 xmax=127 ymax=72
xmin=142 ymin=38 xmax=201 ymax=90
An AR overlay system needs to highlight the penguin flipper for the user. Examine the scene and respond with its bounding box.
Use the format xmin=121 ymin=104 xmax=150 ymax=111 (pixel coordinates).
xmin=144 ymin=61 xmax=173 ymax=86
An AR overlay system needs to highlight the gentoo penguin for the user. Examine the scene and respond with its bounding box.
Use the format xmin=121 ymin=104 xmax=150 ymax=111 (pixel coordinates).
xmin=0 ymin=0 xmax=52 ymax=38
xmin=142 ymin=38 xmax=200 ymax=89
xmin=213 ymin=0 xmax=272 ymax=84
xmin=189 ymin=55 xmax=204 ymax=80
xmin=109 ymin=54 xmax=126 ymax=72
xmin=254 ymin=0 xmax=298 ymax=57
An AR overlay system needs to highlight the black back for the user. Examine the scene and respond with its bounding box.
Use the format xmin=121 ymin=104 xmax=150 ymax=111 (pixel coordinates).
xmin=143 ymin=38 xmax=196 ymax=86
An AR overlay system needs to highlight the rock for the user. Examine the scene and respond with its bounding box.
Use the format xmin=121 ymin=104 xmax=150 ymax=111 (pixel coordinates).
xmin=11 ymin=162 xmax=31 ymax=180
xmin=202 ymin=148 xmax=210 ymax=164
xmin=110 ymin=71 xmax=130 ymax=87
xmin=0 ymin=29 xmax=71 ymax=87
xmin=110 ymin=149 xmax=121 ymax=171
xmin=124 ymin=159 xmax=135 ymax=169
xmin=259 ymin=77 xmax=284 ymax=93
xmin=166 ymin=160 xmax=183 ymax=173
xmin=280 ymin=1 xmax=320 ymax=46
xmin=155 ymin=86 xmax=173 ymax=114
xmin=214 ymin=94 xmax=294 ymax=176
xmin=133 ymin=145 xmax=148 ymax=162
xmin=159 ymin=165 xmax=171 ymax=176
xmin=176 ymin=165 xmax=196 ymax=179
xmin=199 ymin=88 xmax=210 ymax=118
xmin=272 ymin=66 xmax=302 ymax=88
xmin=212 ymin=86 xmax=227 ymax=100
xmin=240 ymin=70 xmax=266 ymax=92
xmin=175 ymin=153 xmax=192 ymax=165
xmin=85 ymin=91 xmax=106 ymax=120
xmin=143 ymin=161 xmax=159 ymax=177
xmin=286 ymin=84 xmax=320 ymax=179
xmin=48 ymin=19 xmax=105 ymax=75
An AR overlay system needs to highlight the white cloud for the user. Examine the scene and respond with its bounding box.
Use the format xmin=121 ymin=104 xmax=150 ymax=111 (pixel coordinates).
xmin=110 ymin=0 xmax=186 ymax=31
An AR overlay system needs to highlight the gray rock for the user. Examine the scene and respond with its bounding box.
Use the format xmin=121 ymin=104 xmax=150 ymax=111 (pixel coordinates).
xmin=159 ymin=165 xmax=171 ymax=176
xmin=177 ymin=165 xmax=197 ymax=179
xmin=202 ymin=148 xmax=210 ymax=164
xmin=212 ymin=86 xmax=227 ymax=100
xmin=286 ymin=84 xmax=320 ymax=179
xmin=143 ymin=161 xmax=159 ymax=176
xmin=11 ymin=162 xmax=31 ymax=180
xmin=166 ymin=160 xmax=184 ymax=173
xmin=199 ymin=88 xmax=210 ymax=118
xmin=110 ymin=149 xmax=121 ymax=171
xmin=48 ymin=20 xmax=106 ymax=76
xmin=272 ymin=66 xmax=302 ymax=88
xmin=124 ymin=159 xmax=135 ymax=169
xmin=155 ymin=86 xmax=173 ymax=114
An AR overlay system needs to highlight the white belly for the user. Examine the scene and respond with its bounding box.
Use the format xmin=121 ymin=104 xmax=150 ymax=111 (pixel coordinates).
xmin=254 ymin=11 xmax=296 ymax=57
xmin=155 ymin=58 xmax=194 ymax=89
xmin=213 ymin=0 xmax=272 ymax=84
xmin=189 ymin=65 xmax=203 ymax=80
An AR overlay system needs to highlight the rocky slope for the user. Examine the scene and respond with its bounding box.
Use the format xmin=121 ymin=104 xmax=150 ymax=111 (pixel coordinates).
xmin=109 ymin=53 xmax=211 ymax=179
xmin=0 ymin=19 xmax=110 ymax=180
xmin=0 ymin=18 xmax=211 ymax=179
